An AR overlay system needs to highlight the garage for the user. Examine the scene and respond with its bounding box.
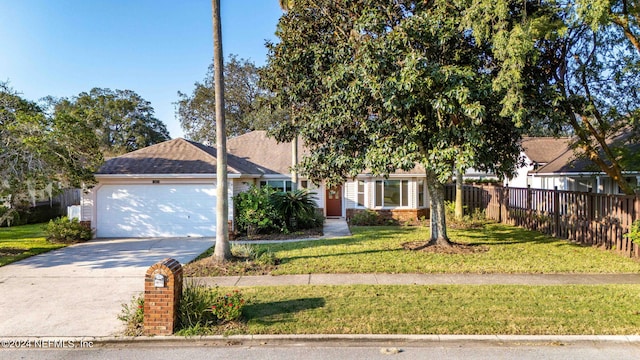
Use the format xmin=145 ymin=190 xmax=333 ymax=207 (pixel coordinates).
xmin=96 ymin=183 xmax=216 ymax=238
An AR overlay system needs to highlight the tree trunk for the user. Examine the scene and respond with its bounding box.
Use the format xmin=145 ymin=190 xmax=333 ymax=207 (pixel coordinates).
xmin=455 ymin=170 xmax=463 ymax=220
xmin=212 ymin=0 xmax=231 ymax=261
xmin=425 ymin=170 xmax=452 ymax=246
xmin=291 ymin=134 xmax=298 ymax=190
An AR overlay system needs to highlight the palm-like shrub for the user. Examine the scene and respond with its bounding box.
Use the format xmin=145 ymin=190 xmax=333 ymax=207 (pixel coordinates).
xmin=271 ymin=189 xmax=320 ymax=231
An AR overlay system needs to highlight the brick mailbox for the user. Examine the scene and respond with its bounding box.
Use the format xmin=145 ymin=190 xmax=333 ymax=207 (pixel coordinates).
xmin=143 ymin=258 xmax=183 ymax=335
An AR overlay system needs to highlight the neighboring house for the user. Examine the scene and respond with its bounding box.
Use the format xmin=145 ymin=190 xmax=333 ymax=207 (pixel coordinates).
xmin=506 ymin=136 xmax=640 ymax=194
xmin=82 ymin=131 xmax=431 ymax=238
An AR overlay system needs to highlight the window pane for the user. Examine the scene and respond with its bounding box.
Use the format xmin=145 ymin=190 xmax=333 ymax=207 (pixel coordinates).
xmin=357 ymin=180 xmax=365 ymax=207
xmin=384 ymin=180 xmax=400 ymax=207
xmin=285 ymin=181 xmax=293 ymax=192
xmin=418 ymin=180 xmax=424 ymax=207
xmin=375 ymin=181 xmax=383 ymax=207
xmin=301 ymin=180 xmax=308 ymax=189
xmin=401 ymin=180 xmax=408 ymax=206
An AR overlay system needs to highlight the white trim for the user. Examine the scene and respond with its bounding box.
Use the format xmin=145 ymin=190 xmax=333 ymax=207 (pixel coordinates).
xmin=534 ymin=171 xmax=640 ymax=177
xmin=96 ymin=173 xmax=241 ymax=179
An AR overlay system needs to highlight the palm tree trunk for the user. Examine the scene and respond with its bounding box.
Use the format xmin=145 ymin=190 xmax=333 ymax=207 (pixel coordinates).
xmin=212 ymin=0 xmax=230 ymax=261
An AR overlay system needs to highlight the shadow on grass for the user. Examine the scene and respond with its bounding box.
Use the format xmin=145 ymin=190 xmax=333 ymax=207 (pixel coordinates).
xmin=261 ymin=226 xmax=420 ymax=253
xmin=458 ymin=225 xmax=582 ymax=247
xmin=243 ymin=297 xmax=325 ymax=326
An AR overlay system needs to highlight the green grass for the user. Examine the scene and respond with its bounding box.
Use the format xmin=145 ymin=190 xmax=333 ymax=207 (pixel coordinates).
xmin=0 ymin=223 xmax=65 ymax=266
xmin=224 ymin=284 xmax=640 ymax=335
xmin=247 ymin=224 xmax=640 ymax=274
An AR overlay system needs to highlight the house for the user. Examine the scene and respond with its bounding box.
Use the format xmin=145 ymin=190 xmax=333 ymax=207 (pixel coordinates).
xmin=506 ymin=136 xmax=640 ymax=194
xmin=81 ymin=131 xmax=430 ymax=238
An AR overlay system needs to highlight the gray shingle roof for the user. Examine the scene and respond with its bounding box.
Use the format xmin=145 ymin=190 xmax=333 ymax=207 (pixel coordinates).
xmin=521 ymin=137 xmax=571 ymax=164
xmin=97 ymin=138 xmax=260 ymax=175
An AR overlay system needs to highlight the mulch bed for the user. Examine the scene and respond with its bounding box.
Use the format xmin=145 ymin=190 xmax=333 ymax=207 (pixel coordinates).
xmin=402 ymin=241 xmax=489 ymax=255
xmin=233 ymin=227 xmax=323 ymax=241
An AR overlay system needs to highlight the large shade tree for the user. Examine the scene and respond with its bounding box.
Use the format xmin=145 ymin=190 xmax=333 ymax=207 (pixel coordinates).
xmin=54 ymin=88 xmax=170 ymax=157
xmin=263 ymin=0 xmax=527 ymax=245
xmin=0 ymin=83 xmax=102 ymax=225
xmin=466 ymin=0 xmax=640 ymax=194
xmin=177 ymin=55 xmax=283 ymax=143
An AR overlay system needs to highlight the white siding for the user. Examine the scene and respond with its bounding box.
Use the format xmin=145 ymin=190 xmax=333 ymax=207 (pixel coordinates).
xmin=345 ymin=180 xmax=358 ymax=209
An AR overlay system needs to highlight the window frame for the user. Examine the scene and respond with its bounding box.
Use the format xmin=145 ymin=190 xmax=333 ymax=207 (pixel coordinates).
xmin=374 ymin=179 xmax=409 ymax=208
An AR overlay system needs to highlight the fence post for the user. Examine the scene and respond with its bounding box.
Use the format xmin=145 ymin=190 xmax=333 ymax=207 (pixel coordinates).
xmin=526 ymin=185 xmax=532 ymax=228
xmin=553 ymin=186 xmax=560 ymax=238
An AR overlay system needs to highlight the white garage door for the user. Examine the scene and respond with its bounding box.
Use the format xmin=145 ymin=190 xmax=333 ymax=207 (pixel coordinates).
xmin=96 ymin=184 xmax=216 ymax=238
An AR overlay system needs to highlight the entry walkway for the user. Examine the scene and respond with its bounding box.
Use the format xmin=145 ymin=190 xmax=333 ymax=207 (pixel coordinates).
xmin=191 ymin=273 xmax=640 ymax=287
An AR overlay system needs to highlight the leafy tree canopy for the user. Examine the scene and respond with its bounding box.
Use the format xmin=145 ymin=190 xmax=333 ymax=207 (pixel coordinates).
xmin=466 ymin=0 xmax=640 ymax=193
xmin=53 ymin=88 xmax=170 ymax=157
xmin=177 ymin=54 xmax=285 ymax=143
xmin=0 ymin=83 xmax=103 ymax=223
xmin=262 ymin=0 xmax=535 ymax=244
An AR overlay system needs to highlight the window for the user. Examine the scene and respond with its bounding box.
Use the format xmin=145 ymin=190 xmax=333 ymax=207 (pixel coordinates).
xmin=374 ymin=180 xmax=408 ymax=207
xmin=259 ymin=180 xmax=294 ymax=192
xmin=418 ymin=179 xmax=425 ymax=207
xmin=357 ymin=180 xmax=365 ymax=207
xmin=301 ymin=180 xmax=308 ymax=189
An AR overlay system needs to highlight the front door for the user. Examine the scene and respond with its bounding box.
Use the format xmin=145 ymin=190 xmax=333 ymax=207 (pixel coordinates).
xmin=326 ymin=186 xmax=342 ymax=217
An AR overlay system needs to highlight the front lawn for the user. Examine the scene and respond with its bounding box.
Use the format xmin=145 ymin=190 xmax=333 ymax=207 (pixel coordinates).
xmin=256 ymin=224 xmax=640 ymax=274
xmin=0 ymin=223 xmax=65 ymax=267
xmin=211 ymin=284 xmax=640 ymax=335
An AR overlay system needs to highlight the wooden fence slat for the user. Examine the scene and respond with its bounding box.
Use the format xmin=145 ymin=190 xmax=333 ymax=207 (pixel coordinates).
xmin=445 ymin=184 xmax=640 ymax=259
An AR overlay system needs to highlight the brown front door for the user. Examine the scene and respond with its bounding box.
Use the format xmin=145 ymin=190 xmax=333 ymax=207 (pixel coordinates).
xmin=326 ymin=186 xmax=342 ymax=217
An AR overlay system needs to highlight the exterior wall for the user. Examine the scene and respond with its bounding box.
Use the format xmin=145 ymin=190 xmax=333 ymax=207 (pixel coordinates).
xmin=506 ymin=154 xmax=534 ymax=188
xmin=344 ymin=177 xmax=430 ymax=222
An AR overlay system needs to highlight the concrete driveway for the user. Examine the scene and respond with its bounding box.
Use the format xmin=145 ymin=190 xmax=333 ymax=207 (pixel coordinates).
xmin=0 ymin=237 xmax=213 ymax=337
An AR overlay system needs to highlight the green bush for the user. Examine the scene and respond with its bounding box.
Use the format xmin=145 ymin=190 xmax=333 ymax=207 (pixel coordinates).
xmin=350 ymin=209 xmax=383 ymax=226
xmin=625 ymin=220 xmax=640 ymax=245
xmin=209 ymin=290 xmax=245 ymax=324
xmin=178 ymin=282 xmax=246 ymax=333
xmin=271 ymin=189 xmax=321 ymax=231
xmin=234 ymin=185 xmax=284 ymax=236
xmin=117 ymin=294 xmax=144 ymax=336
xmin=178 ymin=282 xmax=219 ymax=329
xmin=44 ymin=216 xmax=92 ymax=243
xmin=234 ymin=186 xmax=323 ymax=235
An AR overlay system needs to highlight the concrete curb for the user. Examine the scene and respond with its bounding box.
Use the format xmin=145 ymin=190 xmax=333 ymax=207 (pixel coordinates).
xmin=4 ymin=334 xmax=639 ymax=348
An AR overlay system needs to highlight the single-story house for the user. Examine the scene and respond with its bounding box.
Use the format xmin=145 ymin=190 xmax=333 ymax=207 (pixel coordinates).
xmin=506 ymin=136 xmax=640 ymax=194
xmin=81 ymin=131 xmax=431 ymax=238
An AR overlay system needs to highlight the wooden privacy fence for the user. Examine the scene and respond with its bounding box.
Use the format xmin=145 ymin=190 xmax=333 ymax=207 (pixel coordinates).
xmin=445 ymin=184 xmax=640 ymax=259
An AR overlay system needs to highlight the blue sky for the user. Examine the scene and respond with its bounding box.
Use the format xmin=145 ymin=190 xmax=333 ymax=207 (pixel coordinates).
xmin=0 ymin=0 xmax=282 ymax=138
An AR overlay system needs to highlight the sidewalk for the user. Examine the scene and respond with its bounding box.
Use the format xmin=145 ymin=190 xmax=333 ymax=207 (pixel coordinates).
xmin=190 ymin=273 xmax=640 ymax=287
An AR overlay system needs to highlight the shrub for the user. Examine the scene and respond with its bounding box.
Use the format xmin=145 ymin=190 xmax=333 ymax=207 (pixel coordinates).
xmin=209 ymin=290 xmax=245 ymax=324
xmin=44 ymin=216 xmax=92 ymax=243
xmin=271 ymin=189 xmax=319 ymax=231
xmin=234 ymin=185 xmax=284 ymax=236
xmin=445 ymin=201 xmax=488 ymax=229
xmin=178 ymin=282 xmax=246 ymax=331
xmin=350 ymin=209 xmax=383 ymax=226
xmin=231 ymin=243 xmax=278 ymax=266
xmin=118 ymin=294 xmax=144 ymax=336
xmin=625 ymin=220 xmax=640 ymax=245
